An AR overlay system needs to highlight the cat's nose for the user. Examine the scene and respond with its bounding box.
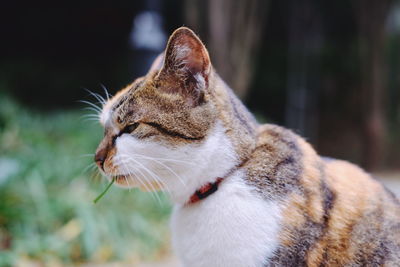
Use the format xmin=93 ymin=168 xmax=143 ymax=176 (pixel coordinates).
xmin=95 ymin=148 xmax=107 ymax=171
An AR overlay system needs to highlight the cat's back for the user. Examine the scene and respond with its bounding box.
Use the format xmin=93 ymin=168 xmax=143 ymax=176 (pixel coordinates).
xmin=321 ymin=158 xmax=400 ymax=266
xmin=244 ymin=123 xmax=400 ymax=266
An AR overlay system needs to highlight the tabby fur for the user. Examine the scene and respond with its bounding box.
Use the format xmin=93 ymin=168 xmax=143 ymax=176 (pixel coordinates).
xmin=95 ymin=27 xmax=400 ymax=266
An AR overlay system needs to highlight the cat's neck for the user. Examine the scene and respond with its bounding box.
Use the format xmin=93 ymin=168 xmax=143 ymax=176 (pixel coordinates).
xmin=165 ymin=121 xmax=239 ymax=204
xmin=165 ymin=74 xmax=259 ymax=204
xmin=212 ymin=73 xmax=259 ymax=162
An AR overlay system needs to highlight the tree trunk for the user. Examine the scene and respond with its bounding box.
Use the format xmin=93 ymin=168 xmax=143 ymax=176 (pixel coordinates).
xmin=184 ymin=0 xmax=269 ymax=99
xmin=353 ymin=0 xmax=392 ymax=170
xmin=285 ymin=0 xmax=323 ymax=142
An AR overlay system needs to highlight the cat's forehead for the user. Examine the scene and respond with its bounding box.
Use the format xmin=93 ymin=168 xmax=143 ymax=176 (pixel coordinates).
xmin=100 ymin=83 xmax=137 ymax=127
xmin=99 ymin=78 xmax=160 ymax=127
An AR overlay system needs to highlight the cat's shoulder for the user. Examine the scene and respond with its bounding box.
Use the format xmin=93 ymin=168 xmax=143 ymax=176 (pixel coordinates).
xmin=243 ymin=123 xmax=306 ymax=199
xmin=256 ymin=123 xmax=301 ymax=147
xmin=251 ymin=123 xmax=307 ymax=162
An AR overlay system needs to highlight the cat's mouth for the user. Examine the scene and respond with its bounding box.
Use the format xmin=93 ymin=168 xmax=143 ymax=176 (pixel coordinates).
xmin=110 ymin=174 xmax=163 ymax=191
xmin=110 ymin=174 xmax=146 ymax=188
xmin=112 ymin=174 xmax=134 ymax=184
xmin=114 ymin=174 xmax=128 ymax=182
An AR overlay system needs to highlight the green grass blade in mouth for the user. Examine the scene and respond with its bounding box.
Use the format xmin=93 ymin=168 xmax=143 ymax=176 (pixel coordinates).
xmin=93 ymin=178 xmax=115 ymax=204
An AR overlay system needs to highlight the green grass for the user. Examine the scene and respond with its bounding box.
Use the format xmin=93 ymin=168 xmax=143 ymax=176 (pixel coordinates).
xmin=0 ymin=94 xmax=172 ymax=266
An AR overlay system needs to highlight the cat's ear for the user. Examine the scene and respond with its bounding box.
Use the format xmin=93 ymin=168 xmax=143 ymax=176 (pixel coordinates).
xmin=158 ymin=27 xmax=211 ymax=105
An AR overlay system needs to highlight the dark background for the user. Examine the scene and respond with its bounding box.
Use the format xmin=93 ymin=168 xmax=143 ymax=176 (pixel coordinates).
xmin=1 ymin=0 xmax=399 ymax=170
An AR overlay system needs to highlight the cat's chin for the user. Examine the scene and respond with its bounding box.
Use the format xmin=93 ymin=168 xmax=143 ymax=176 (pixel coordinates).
xmin=110 ymin=175 xmax=163 ymax=192
xmin=111 ymin=175 xmax=137 ymax=188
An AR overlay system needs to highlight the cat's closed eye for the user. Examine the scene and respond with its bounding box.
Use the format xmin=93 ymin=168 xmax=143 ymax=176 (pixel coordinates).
xmin=121 ymin=123 xmax=140 ymax=135
xmin=111 ymin=123 xmax=140 ymax=146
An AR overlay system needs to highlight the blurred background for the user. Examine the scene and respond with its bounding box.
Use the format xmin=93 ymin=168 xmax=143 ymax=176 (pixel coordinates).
xmin=0 ymin=0 xmax=399 ymax=266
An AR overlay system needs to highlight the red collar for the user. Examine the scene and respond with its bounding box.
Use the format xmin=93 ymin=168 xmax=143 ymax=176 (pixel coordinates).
xmin=187 ymin=178 xmax=224 ymax=205
xmin=186 ymin=157 xmax=251 ymax=205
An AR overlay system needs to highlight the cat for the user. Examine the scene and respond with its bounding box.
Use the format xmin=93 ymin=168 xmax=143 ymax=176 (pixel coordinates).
xmin=94 ymin=27 xmax=400 ymax=266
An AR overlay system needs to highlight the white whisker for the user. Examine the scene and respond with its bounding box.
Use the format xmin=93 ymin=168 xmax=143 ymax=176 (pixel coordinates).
xmin=131 ymin=153 xmax=187 ymax=188
xmin=84 ymin=88 xmax=106 ymax=106
xmin=117 ymin=155 xmax=164 ymax=190
xmin=82 ymin=162 xmax=97 ymax=174
xmin=80 ymin=114 xmax=100 ymax=119
xmin=116 ymin=155 xmax=170 ymax=202
xmin=82 ymin=107 xmax=101 ymax=115
xmin=134 ymin=154 xmax=195 ymax=166
xmin=100 ymin=84 xmax=112 ymax=101
xmin=82 ymin=118 xmax=99 ymax=122
xmin=118 ymin=159 xmax=162 ymax=204
xmin=79 ymin=100 xmax=102 ymax=113
xmin=123 ymin=156 xmax=171 ymax=196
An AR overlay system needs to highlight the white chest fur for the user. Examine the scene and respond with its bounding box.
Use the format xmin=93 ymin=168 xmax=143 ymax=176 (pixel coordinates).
xmin=171 ymin=172 xmax=282 ymax=267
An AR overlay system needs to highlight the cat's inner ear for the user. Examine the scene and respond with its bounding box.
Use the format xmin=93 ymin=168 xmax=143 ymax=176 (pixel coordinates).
xmin=158 ymin=27 xmax=211 ymax=106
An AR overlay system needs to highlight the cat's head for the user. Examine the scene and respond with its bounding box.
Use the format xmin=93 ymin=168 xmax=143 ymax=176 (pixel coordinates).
xmin=94 ymin=27 xmax=256 ymax=202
